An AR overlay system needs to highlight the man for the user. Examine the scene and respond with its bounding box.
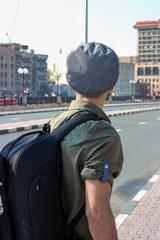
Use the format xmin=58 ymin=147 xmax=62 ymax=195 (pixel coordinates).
xmin=50 ymin=42 xmax=123 ymax=240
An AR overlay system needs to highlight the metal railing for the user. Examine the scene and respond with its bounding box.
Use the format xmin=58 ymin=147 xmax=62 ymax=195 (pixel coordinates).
xmin=0 ymin=96 xmax=76 ymax=107
xmin=0 ymin=96 xmax=160 ymax=107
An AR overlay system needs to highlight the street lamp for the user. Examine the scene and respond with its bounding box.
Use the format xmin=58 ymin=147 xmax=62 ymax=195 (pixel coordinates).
xmin=85 ymin=0 xmax=88 ymax=43
xmin=18 ymin=68 xmax=29 ymax=96
xmin=129 ymin=80 xmax=135 ymax=96
xmin=129 ymin=80 xmax=135 ymax=102
xmin=54 ymin=72 xmax=61 ymax=96
xmin=151 ymin=82 xmax=155 ymax=100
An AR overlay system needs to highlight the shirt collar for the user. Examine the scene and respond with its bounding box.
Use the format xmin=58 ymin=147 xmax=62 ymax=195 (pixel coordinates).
xmin=69 ymin=100 xmax=111 ymax=124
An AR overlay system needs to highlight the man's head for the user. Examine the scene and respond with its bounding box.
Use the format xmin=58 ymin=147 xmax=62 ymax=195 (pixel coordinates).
xmin=66 ymin=42 xmax=119 ymax=97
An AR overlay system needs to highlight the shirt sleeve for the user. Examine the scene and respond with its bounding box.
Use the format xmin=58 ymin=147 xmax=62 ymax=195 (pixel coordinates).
xmin=80 ymin=120 xmax=123 ymax=186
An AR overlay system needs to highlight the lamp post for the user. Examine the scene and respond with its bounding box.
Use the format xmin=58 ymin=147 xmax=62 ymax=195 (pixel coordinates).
xmin=54 ymin=72 xmax=61 ymax=96
xmin=85 ymin=0 xmax=88 ymax=43
xmin=151 ymin=82 xmax=155 ymax=101
xmin=18 ymin=67 xmax=29 ymax=96
xmin=129 ymin=80 xmax=135 ymax=101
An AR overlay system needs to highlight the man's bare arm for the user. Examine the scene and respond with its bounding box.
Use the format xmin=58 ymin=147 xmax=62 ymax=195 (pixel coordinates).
xmin=85 ymin=179 xmax=118 ymax=240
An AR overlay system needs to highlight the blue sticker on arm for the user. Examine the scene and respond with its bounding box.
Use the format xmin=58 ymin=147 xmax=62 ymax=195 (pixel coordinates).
xmin=100 ymin=163 xmax=109 ymax=183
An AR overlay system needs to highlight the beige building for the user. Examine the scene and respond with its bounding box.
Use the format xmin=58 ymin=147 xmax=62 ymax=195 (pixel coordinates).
xmin=133 ymin=19 xmax=160 ymax=96
xmin=0 ymin=43 xmax=21 ymax=94
xmin=119 ymin=56 xmax=138 ymax=63
xmin=0 ymin=43 xmax=48 ymax=96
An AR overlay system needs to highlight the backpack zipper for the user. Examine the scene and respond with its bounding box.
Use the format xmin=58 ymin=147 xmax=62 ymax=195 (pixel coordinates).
xmin=36 ymin=176 xmax=40 ymax=191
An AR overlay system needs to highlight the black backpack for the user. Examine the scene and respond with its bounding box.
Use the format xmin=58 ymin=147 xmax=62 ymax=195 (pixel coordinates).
xmin=0 ymin=113 xmax=100 ymax=240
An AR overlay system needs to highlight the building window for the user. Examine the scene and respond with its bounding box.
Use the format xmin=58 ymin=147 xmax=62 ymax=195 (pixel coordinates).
xmin=1 ymin=82 xmax=3 ymax=86
xmin=1 ymin=63 xmax=3 ymax=68
xmin=5 ymin=82 xmax=7 ymax=87
xmin=5 ymin=64 xmax=7 ymax=69
xmin=5 ymin=73 xmax=7 ymax=78
xmin=1 ymin=56 xmax=3 ymax=60
xmin=11 ymin=73 xmax=14 ymax=78
xmin=153 ymin=67 xmax=159 ymax=75
xmin=11 ymin=64 xmax=14 ymax=69
xmin=138 ymin=67 xmax=144 ymax=76
xmin=1 ymin=72 xmax=3 ymax=78
xmin=145 ymin=67 xmax=151 ymax=76
xmin=11 ymin=56 xmax=14 ymax=61
xmin=16 ymin=54 xmax=19 ymax=60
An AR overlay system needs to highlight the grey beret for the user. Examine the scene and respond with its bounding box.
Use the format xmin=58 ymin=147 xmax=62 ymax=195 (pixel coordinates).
xmin=66 ymin=42 xmax=119 ymax=97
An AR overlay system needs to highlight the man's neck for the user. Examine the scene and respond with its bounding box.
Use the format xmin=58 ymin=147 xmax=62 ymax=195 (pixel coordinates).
xmin=76 ymin=92 xmax=108 ymax=109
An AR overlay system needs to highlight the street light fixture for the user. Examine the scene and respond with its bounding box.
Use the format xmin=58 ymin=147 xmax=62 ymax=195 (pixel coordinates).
xmin=54 ymin=72 xmax=61 ymax=96
xmin=129 ymin=80 xmax=135 ymax=96
xmin=18 ymin=67 xmax=29 ymax=96
xmin=151 ymin=82 xmax=155 ymax=99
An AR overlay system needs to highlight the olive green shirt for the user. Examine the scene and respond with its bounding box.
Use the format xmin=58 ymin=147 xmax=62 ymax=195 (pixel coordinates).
xmin=50 ymin=100 xmax=123 ymax=239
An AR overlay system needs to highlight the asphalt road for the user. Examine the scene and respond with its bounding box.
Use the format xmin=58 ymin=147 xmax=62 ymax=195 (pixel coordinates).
xmin=110 ymin=110 xmax=160 ymax=217
xmin=0 ymin=110 xmax=160 ymax=218
xmin=1 ymin=102 xmax=160 ymax=124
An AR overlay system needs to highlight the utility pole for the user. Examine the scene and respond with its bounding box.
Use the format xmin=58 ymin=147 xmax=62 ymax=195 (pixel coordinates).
xmin=85 ymin=0 xmax=88 ymax=43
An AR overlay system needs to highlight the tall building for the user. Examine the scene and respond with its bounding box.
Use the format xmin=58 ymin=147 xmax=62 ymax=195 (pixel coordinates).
xmin=0 ymin=43 xmax=48 ymax=96
xmin=133 ymin=19 xmax=160 ymax=96
xmin=114 ymin=60 xmax=135 ymax=96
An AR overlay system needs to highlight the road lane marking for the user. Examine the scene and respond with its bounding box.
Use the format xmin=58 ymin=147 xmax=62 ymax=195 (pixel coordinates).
xmin=116 ymin=214 xmax=128 ymax=229
xmin=157 ymin=118 xmax=160 ymax=120
xmin=116 ymin=129 xmax=122 ymax=132
xmin=132 ymin=190 xmax=147 ymax=201
xmin=10 ymin=118 xmax=22 ymax=121
xmin=138 ymin=122 xmax=146 ymax=125
xmin=149 ymin=175 xmax=160 ymax=183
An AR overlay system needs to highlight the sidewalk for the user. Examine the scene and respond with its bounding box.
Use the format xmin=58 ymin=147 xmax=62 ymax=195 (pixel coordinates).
xmin=1 ymin=106 xmax=160 ymax=135
xmin=116 ymin=169 xmax=160 ymax=240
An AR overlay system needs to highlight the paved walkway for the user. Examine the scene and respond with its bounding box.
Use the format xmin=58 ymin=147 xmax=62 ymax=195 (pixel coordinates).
xmin=116 ymin=169 xmax=160 ymax=240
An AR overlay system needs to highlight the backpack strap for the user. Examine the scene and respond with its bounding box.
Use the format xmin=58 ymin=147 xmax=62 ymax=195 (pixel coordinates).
xmin=52 ymin=113 xmax=101 ymax=236
xmin=64 ymin=205 xmax=85 ymax=239
xmin=52 ymin=113 xmax=101 ymax=141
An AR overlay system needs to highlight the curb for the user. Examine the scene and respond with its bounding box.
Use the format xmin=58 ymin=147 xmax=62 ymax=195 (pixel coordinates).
xmin=107 ymin=106 xmax=160 ymax=117
xmin=0 ymin=106 xmax=69 ymax=116
xmin=0 ymin=107 xmax=160 ymax=135
xmin=115 ymin=168 xmax=160 ymax=229
xmin=0 ymin=123 xmax=45 ymax=135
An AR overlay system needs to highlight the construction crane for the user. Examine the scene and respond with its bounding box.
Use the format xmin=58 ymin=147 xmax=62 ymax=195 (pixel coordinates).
xmin=6 ymin=32 xmax=11 ymax=43
xmin=5 ymin=0 xmax=21 ymax=43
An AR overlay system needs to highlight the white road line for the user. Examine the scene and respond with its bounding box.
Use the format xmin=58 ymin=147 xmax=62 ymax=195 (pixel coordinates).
xmin=132 ymin=190 xmax=147 ymax=201
xmin=10 ymin=118 xmax=22 ymax=121
xmin=116 ymin=129 xmax=122 ymax=132
xmin=149 ymin=175 xmax=160 ymax=183
xmin=138 ymin=122 xmax=146 ymax=125
xmin=157 ymin=118 xmax=160 ymax=120
xmin=116 ymin=214 xmax=128 ymax=229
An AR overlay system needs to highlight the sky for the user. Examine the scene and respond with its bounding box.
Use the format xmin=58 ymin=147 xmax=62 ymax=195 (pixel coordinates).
xmin=0 ymin=0 xmax=160 ymax=63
